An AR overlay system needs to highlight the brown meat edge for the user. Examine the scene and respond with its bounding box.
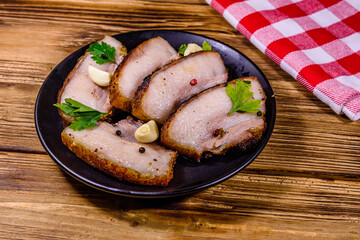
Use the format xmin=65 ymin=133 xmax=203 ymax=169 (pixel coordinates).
xmin=61 ymin=130 xmax=177 ymax=186
xmin=131 ymin=74 xmax=155 ymax=123
xmin=160 ymin=77 xmax=266 ymax=162
xmin=131 ymin=50 xmax=227 ymax=124
xmin=163 ymin=127 xmax=265 ymax=162
xmin=109 ymin=52 xmax=133 ymax=112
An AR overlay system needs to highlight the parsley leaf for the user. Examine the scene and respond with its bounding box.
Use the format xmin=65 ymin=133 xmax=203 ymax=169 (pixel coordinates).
xmin=54 ymin=98 xmax=108 ymax=131
xmin=226 ymin=79 xmax=261 ymax=116
xmin=87 ymin=41 xmax=116 ymax=64
xmin=178 ymin=44 xmax=187 ymax=56
xmin=202 ymin=41 xmax=212 ymax=51
xmin=70 ymin=115 xmax=104 ymax=131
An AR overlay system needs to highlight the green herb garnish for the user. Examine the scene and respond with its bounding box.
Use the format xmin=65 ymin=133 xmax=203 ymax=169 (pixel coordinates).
xmin=178 ymin=44 xmax=187 ymax=56
xmin=226 ymin=79 xmax=261 ymax=116
xmin=54 ymin=98 xmax=108 ymax=131
xmin=202 ymin=41 xmax=212 ymax=51
xmin=178 ymin=41 xmax=212 ymax=56
xmin=87 ymin=41 xmax=116 ymax=64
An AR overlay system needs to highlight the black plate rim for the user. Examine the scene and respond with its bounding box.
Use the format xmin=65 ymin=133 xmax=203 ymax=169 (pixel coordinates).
xmin=34 ymin=30 xmax=276 ymax=198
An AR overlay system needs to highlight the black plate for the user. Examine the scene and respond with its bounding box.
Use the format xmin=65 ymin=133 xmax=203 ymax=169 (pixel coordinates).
xmin=35 ymin=30 xmax=276 ymax=198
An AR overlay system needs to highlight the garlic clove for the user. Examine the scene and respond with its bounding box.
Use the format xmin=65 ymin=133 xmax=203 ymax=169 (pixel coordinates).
xmin=88 ymin=65 xmax=112 ymax=87
xmin=184 ymin=43 xmax=202 ymax=56
xmin=135 ymin=120 xmax=159 ymax=143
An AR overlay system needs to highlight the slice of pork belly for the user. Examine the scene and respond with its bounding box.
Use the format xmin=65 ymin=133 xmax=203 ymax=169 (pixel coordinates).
xmin=160 ymin=77 xmax=266 ymax=162
xmin=132 ymin=50 xmax=228 ymax=124
xmin=109 ymin=37 xmax=180 ymax=112
xmin=57 ymin=36 xmax=127 ymax=124
xmin=61 ymin=118 xmax=177 ymax=186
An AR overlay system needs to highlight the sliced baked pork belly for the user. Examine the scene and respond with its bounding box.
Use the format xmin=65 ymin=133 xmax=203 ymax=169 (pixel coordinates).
xmin=61 ymin=118 xmax=177 ymax=186
xmin=160 ymin=77 xmax=266 ymax=161
xmin=132 ymin=51 xmax=228 ymax=124
xmin=58 ymin=36 xmax=127 ymax=124
xmin=109 ymin=37 xmax=180 ymax=112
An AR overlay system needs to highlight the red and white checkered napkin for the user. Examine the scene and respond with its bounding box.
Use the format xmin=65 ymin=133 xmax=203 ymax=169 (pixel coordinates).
xmin=206 ymin=0 xmax=360 ymax=120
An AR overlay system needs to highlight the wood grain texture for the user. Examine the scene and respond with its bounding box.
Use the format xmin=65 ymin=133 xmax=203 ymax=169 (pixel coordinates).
xmin=0 ymin=0 xmax=359 ymax=239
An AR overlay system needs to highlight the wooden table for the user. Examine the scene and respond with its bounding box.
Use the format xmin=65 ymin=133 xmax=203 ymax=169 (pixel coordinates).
xmin=1 ymin=1 xmax=359 ymax=239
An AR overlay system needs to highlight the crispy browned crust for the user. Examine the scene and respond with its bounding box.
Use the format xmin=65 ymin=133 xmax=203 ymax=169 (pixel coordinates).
xmin=108 ymin=53 xmax=133 ymax=112
xmin=61 ymin=130 xmax=177 ymax=186
xmin=130 ymin=74 xmax=154 ymax=122
xmin=132 ymin=50 xmax=227 ymax=124
xmin=161 ymin=124 xmax=265 ymax=162
xmin=160 ymin=77 xmax=266 ymax=162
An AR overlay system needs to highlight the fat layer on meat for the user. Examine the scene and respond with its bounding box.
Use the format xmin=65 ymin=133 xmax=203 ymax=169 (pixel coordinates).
xmin=58 ymin=36 xmax=127 ymax=124
xmin=160 ymin=77 xmax=266 ymax=161
xmin=132 ymin=50 xmax=228 ymax=124
xmin=109 ymin=37 xmax=180 ymax=112
xmin=61 ymin=118 xmax=177 ymax=186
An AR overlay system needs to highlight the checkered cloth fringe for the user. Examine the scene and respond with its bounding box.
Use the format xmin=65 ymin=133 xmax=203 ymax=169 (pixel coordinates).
xmin=206 ymin=0 xmax=360 ymax=121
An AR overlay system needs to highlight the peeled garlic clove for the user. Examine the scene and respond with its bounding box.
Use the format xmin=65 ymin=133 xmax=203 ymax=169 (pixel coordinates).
xmin=184 ymin=43 xmax=202 ymax=56
xmin=135 ymin=120 xmax=159 ymax=143
xmin=88 ymin=65 xmax=112 ymax=87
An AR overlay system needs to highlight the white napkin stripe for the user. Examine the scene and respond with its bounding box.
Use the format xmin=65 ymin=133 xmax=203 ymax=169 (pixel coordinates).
xmin=272 ymin=19 xmax=305 ymax=37
xmin=346 ymin=0 xmax=360 ymax=11
xmin=336 ymin=75 xmax=360 ymax=92
xmin=280 ymin=61 xmax=299 ymax=80
xmin=341 ymin=33 xmax=360 ymax=53
xmin=302 ymin=47 xmax=336 ymax=65
xmin=246 ymin=0 xmax=276 ymax=11
xmin=223 ymin=9 xmax=239 ymax=29
xmin=313 ymin=88 xmax=342 ymax=114
xmin=343 ymin=105 xmax=360 ymax=121
xmin=249 ymin=35 xmax=267 ymax=53
xmin=308 ymin=8 xmax=341 ymax=28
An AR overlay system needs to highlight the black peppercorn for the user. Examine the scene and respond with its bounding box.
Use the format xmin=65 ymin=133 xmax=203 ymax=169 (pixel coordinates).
xmin=139 ymin=147 xmax=146 ymax=153
xmin=115 ymin=130 xmax=121 ymax=136
xmin=101 ymin=54 xmax=107 ymax=59
xmin=257 ymin=111 xmax=262 ymax=116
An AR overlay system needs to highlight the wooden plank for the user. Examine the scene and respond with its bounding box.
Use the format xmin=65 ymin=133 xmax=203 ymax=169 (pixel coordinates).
xmin=0 ymin=151 xmax=359 ymax=239
xmin=0 ymin=0 xmax=236 ymax=65
xmin=0 ymin=82 xmax=43 ymax=150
